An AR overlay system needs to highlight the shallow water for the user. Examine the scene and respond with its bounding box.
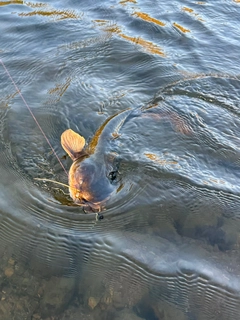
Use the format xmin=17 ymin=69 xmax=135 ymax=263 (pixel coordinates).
xmin=0 ymin=0 xmax=240 ymax=319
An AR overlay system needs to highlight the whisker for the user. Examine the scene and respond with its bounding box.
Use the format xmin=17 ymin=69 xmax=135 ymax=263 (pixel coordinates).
xmin=34 ymin=178 xmax=70 ymax=189
xmin=34 ymin=178 xmax=86 ymax=207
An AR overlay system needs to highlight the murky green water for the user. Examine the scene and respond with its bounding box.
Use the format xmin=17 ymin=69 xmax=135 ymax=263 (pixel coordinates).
xmin=0 ymin=0 xmax=240 ymax=319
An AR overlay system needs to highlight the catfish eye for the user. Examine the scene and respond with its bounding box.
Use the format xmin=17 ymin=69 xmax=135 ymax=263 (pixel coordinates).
xmin=109 ymin=171 xmax=117 ymax=182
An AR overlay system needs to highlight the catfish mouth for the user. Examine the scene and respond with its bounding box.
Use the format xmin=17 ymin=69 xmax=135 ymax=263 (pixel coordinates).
xmin=71 ymin=185 xmax=111 ymax=212
xmin=73 ymin=197 xmax=108 ymax=213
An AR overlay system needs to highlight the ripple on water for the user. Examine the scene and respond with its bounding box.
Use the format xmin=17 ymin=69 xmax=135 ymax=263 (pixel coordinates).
xmin=1 ymin=3 xmax=240 ymax=315
xmin=1 ymin=74 xmax=239 ymax=239
xmin=77 ymin=231 xmax=240 ymax=318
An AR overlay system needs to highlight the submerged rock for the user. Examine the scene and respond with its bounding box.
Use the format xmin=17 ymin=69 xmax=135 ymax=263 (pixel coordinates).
xmin=39 ymin=276 xmax=75 ymax=317
xmin=114 ymin=308 xmax=146 ymax=320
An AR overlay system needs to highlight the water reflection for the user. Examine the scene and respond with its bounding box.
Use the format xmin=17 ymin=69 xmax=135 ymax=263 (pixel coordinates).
xmin=132 ymin=11 xmax=166 ymax=27
xmin=173 ymin=22 xmax=190 ymax=33
xmin=5 ymin=1 xmax=83 ymax=21
xmin=95 ymin=19 xmax=165 ymax=56
xmin=0 ymin=0 xmax=23 ymax=6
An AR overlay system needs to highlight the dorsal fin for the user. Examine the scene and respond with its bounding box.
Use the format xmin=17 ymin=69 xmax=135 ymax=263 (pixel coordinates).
xmin=61 ymin=129 xmax=85 ymax=161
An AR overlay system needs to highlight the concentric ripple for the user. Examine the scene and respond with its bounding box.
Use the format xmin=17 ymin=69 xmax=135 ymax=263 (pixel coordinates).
xmin=0 ymin=0 xmax=240 ymax=318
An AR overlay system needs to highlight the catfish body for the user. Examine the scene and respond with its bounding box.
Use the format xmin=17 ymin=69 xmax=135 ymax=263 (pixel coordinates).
xmin=61 ymin=108 xmax=136 ymax=211
xmin=61 ymin=106 xmax=190 ymax=211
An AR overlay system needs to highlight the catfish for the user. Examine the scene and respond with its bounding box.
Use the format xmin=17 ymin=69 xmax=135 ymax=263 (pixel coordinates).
xmin=61 ymin=106 xmax=190 ymax=212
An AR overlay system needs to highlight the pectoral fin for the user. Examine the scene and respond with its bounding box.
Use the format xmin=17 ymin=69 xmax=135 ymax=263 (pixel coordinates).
xmin=61 ymin=129 xmax=86 ymax=161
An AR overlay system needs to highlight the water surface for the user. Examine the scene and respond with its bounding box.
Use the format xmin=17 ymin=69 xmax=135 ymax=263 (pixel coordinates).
xmin=0 ymin=0 xmax=240 ymax=319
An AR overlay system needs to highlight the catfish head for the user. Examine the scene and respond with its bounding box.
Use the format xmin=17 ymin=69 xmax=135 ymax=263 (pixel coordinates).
xmin=61 ymin=129 xmax=117 ymax=211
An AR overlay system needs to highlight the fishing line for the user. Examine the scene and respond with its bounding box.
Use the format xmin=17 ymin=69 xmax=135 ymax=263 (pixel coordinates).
xmin=0 ymin=58 xmax=68 ymax=176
